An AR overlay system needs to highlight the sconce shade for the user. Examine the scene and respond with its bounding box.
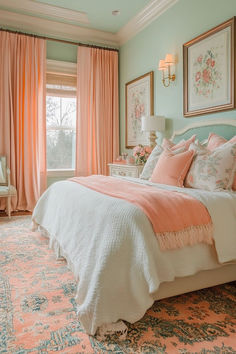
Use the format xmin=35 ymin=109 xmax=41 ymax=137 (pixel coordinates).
xmin=158 ymin=59 xmax=167 ymax=71
xmin=141 ymin=115 xmax=165 ymax=132
xmin=165 ymin=53 xmax=175 ymax=65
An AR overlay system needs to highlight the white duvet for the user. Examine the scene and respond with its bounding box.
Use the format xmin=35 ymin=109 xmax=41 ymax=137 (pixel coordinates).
xmin=32 ymin=176 xmax=236 ymax=335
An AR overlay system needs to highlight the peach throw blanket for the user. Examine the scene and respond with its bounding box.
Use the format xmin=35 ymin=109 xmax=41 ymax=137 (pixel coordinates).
xmin=70 ymin=176 xmax=213 ymax=250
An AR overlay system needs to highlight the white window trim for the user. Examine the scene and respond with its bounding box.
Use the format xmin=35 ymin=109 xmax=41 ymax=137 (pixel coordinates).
xmin=47 ymin=59 xmax=77 ymax=76
xmin=47 ymin=169 xmax=75 ymax=178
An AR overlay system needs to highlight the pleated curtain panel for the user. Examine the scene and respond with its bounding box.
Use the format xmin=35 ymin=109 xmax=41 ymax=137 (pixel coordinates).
xmin=0 ymin=32 xmax=46 ymax=211
xmin=76 ymin=46 xmax=119 ymax=176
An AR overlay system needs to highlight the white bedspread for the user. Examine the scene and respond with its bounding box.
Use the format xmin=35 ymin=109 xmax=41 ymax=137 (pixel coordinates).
xmin=32 ymin=177 xmax=236 ymax=335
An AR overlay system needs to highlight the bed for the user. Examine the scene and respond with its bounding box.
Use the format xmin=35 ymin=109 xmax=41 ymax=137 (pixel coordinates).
xmin=32 ymin=119 xmax=236 ymax=336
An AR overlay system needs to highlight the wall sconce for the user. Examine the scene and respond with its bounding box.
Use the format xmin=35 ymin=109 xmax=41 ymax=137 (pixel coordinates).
xmin=158 ymin=54 xmax=176 ymax=87
xmin=141 ymin=115 xmax=165 ymax=147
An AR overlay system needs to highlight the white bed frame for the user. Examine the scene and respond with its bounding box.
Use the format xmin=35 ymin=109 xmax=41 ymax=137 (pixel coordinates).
xmin=155 ymin=118 xmax=236 ymax=300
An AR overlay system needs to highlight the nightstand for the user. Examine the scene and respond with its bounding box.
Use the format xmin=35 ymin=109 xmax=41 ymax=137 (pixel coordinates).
xmin=108 ymin=163 xmax=143 ymax=178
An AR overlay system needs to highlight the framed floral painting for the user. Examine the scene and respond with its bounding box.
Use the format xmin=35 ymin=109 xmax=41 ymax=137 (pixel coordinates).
xmin=125 ymin=71 xmax=154 ymax=148
xmin=183 ymin=17 xmax=236 ymax=117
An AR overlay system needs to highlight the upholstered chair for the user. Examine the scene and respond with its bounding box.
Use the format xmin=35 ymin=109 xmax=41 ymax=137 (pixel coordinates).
xmin=0 ymin=156 xmax=17 ymax=218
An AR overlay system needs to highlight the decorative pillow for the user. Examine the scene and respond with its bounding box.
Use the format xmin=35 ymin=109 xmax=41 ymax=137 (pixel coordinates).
xmin=140 ymin=145 xmax=163 ymax=180
xmin=140 ymin=145 xmax=185 ymax=180
xmin=150 ymin=149 xmax=195 ymax=187
xmin=207 ymin=133 xmax=236 ymax=191
xmin=162 ymin=135 xmax=196 ymax=151
xmin=0 ymin=161 xmax=5 ymax=183
xmin=186 ymin=142 xmax=236 ymax=191
xmin=207 ymin=132 xmax=236 ymax=151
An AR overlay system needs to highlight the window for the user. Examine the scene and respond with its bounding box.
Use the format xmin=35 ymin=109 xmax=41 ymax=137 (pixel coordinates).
xmin=46 ymin=61 xmax=77 ymax=173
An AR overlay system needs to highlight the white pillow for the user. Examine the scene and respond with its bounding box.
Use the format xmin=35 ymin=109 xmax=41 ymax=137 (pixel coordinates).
xmin=0 ymin=161 xmax=5 ymax=183
xmin=140 ymin=145 xmax=163 ymax=180
xmin=185 ymin=141 xmax=236 ymax=191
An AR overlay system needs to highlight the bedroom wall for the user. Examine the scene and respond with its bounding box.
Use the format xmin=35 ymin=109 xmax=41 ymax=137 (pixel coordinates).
xmin=119 ymin=0 xmax=236 ymax=153
xmin=46 ymin=40 xmax=77 ymax=62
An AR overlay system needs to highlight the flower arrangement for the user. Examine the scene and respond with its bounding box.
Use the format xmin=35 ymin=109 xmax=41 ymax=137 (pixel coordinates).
xmin=133 ymin=144 xmax=152 ymax=165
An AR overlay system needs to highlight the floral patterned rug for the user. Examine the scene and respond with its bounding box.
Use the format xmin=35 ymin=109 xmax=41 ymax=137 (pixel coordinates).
xmin=0 ymin=216 xmax=235 ymax=353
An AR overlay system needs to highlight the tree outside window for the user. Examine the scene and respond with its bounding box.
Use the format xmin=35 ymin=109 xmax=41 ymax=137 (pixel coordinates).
xmin=46 ymin=84 xmax=76 ymax=170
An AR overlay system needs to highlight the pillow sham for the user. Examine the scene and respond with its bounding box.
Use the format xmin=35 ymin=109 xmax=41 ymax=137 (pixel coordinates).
xmin=162 ymin=134 xmax=196 ymax=151
xmin=140 ymin=144 xmax=185 ymax=180
xmin=140 ymin=145 xmax=163 ymax=180
xmin=207 ymin=132 xmax=236 ymax=151
xmin=207 ymin=133 xmax=236 ymax=191
xmin=185 ymin=141 xmax=236 ymax=191
xmin=150 ymin=149 xmax=195 ymax=187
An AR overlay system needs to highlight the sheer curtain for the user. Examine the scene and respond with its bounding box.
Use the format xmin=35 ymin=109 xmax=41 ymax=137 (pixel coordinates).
xmin=0 ymin=31 xmax=46 ymax=211
xmin=76 ymin=46 xmax=119 ymax=176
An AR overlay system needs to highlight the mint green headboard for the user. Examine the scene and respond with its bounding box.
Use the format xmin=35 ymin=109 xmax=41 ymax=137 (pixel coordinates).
xmin=172 ymin=119 xmax=236 ymax=143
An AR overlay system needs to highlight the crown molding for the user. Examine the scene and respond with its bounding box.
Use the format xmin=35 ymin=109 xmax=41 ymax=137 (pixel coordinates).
xmin=0 ymin=9 xmax=119 ymax=47
xmin=0 ymin=0 xmax=179 ymax=48
xmin=117 ymin=0 xmax=179 ymax=45
xmin=0 ymin=0 xmax=89 ymax=25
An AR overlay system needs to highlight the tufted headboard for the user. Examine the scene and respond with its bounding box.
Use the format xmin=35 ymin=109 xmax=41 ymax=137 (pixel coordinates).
xmin=171 ymin=119 xmax=236 ymax=143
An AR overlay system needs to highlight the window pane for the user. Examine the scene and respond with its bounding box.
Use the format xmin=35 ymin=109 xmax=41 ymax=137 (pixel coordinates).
xmin=47 ymin=130 xmax=76 ymax=170
xmin=46 ymin=95 xmax=76 ymax=128
xmin=46 ymin=94 xmax=76 ymax=170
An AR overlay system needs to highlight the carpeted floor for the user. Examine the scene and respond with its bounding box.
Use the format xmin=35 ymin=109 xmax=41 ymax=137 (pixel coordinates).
xmin=0 ymin=216 xmax=235 ymax=353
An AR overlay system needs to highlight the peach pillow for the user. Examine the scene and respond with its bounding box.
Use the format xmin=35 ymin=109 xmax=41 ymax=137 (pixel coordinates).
xmin=207 ymin=133 xmax=236 ymax=191
xmin=162 ymin=135 xmax=196 ymax=151
xmin=150 ymin=149 xmax=195 ymax=187
xmin=207 ymin=133 xmax=236 ymax=151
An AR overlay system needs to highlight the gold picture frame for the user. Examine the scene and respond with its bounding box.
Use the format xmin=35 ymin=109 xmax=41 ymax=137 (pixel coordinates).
xmin=183 ymin=17 xmax=236 ymax=117
xmin=125 ymin=71 xmax=154 ymax=148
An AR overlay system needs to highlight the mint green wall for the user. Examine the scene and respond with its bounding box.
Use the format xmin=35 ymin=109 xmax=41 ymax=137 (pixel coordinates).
xmin=47 ymin=40 xmax=77 ymax=62
xmin=119 ymin=0 xmax=236 ymax=153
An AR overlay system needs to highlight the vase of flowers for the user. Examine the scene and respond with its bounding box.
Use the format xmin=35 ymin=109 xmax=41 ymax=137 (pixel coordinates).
xmin=133 ymin=144 xmax=151 ymax=165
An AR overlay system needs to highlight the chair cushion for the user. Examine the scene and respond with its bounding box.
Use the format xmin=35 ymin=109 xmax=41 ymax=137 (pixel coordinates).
xmin=0 ymin=161 xmax=5 ymax=183
xmin=0 ymin=185 xmax=17 ymax=196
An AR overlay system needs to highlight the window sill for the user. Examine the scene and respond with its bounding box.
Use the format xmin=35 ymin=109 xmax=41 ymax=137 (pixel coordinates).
xmin=47 ymin=169 xmax=75 ymax=178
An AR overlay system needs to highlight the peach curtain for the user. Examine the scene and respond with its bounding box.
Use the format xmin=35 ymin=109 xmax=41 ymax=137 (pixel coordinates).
xmin=0 ymin=31 xmax=46 ymax=211
xmin=76 ymin=46 xmax=119 ymax=176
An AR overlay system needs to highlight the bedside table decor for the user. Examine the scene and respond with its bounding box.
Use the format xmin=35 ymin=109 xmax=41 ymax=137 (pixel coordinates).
xmin=141 ymin=115 xmax=165 ymax=147
xmin=133 ymin=144 xmax=152 ymax=165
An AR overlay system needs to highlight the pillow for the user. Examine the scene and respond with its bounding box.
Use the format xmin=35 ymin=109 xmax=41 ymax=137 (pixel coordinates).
xmin=150 ymin=149 xmax=195 ymax=187
xmin=207 ymin=133 xmax=236 ymax=191
xmin=185 ymin=142 xmax=236 ymax=191
xmin=0 ymin=161 xmax=5 ymax=183
xmin=140 ymin=145 xmax=185 ymax=180
xmin=207 ymin=132 xmax=236 ymax=151
xmin=162 ymin=134 xmax=196 ymax=151
xmin=140 ymin=145 xmax=163 ymax=180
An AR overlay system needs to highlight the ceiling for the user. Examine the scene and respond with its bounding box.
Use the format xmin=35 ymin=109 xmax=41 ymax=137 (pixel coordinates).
xmin=33 ymin=0 xmax=149 ymax=32
xmin=0 ymin=0 xmax=177 ymax=46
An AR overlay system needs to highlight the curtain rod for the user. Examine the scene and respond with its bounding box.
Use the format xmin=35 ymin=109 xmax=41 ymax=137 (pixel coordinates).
xmin=0 ymin=27 xmax=119 ymax=52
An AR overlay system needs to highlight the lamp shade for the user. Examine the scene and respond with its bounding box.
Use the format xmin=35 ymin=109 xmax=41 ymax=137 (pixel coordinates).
xmin=165 ymin=54 xmax=175 ymax=65
xmin=158 ymin=59 xmax=166 ymax=71
xmin=141 ymin=116 xmax=165 ymax=132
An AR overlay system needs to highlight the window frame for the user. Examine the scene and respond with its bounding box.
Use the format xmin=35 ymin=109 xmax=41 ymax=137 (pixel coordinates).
xmin=46 ymin=60 xmax=77 ymax=177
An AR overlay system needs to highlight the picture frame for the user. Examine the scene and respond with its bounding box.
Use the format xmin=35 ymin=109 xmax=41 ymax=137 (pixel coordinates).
xmin=125 ymin=71 xmax=154 ymax=148
xmin=183 ymin=17 xmax=236 ymax=117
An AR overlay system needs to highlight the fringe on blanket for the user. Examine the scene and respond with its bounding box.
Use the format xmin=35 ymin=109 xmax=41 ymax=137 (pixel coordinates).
xmin=157 ymin=222 xmax=214 ymax=251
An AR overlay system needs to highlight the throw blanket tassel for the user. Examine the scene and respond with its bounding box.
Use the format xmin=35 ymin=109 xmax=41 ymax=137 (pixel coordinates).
xmin=158 ymin=223 xmax=213 ymax=250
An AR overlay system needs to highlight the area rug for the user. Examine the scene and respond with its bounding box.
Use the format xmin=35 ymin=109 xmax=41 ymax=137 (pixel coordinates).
xmin=0 ymin=216 xmax=235 ymax=353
